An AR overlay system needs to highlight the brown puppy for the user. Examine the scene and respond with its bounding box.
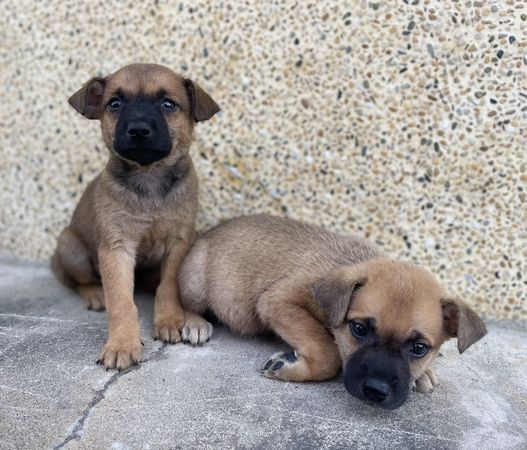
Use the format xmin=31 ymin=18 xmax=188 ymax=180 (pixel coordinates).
xmin=179 ymin=215 xmax=487 ymax=409
xmin=52 ymin=63 xmax=219 ymax=369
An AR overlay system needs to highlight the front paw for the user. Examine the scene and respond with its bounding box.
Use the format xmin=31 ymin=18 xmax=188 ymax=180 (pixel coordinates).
xmin=262 ymin=351 xmax=304 ymax=381
xmin=181 ymin=313 xmax=213 ymax=346
xmin=414 ymin=368 xmax=439 ymax=393
xmin=153 ymin=318 xmax=183 ymax=344
xmin=97 ymin=338 xmax=143 ymax=370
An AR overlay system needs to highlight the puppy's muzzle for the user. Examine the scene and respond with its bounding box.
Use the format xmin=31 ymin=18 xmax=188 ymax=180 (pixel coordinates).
xmin=127 ymin=120 xmax=153 ymax=140
xmin=362 ymin=377 xmax=390 ymax=403
xmin=343 ymin=347 xmax=410 ymax=410
xmin=113 ymin=100 xmax=173 ymax=166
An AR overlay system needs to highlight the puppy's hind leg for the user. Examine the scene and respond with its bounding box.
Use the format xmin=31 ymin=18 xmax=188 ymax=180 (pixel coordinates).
xmin=52 ymin=227 xmax=104 ymax=311
xmin=76 ymin=285 xmax=105 ymax=311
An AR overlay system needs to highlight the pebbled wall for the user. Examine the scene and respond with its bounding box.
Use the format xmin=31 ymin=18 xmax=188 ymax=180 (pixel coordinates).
xmin=1 ymin=0 xmax=525 ymax=319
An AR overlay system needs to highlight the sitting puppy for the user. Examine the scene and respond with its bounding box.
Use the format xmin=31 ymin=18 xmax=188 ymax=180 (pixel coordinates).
xmin=52 ymin=63 xmax=219 ymax=369
xmin=179 ymin=214 xmax=487 ymax=409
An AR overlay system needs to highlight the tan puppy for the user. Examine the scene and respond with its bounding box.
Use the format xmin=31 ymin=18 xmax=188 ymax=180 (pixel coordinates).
xmin=52 ymin=63 xmax=219 ymax=369
xmin=179 ymin=215 xmax=487 ymax=409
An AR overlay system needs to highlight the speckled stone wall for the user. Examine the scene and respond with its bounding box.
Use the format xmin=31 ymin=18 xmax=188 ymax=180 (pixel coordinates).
xmin=1 ymin=0 xmax=526 ymax=320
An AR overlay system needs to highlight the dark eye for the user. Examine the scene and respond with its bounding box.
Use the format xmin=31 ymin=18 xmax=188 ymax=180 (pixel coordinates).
xmin=161 ymin=98 xmax=178 ymax=110
xmin=410 ymin=342 xmax=429 ymax=358
xmin=350 ymin=320 xmax=368 ymax=340
xmin=107 ymin=97 xmax=122 ymax=111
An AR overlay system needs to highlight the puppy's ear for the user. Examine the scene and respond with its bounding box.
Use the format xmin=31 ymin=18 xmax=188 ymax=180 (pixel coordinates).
xmin=68 ymin=77 xmax=106 ymax=119
xmin=312 ymin=271 xmax=367 ymax=328
xmin=184 ymin=79 xmax=220 ymax=122
xmin=441 ymin=298 xmax=487 ymax=353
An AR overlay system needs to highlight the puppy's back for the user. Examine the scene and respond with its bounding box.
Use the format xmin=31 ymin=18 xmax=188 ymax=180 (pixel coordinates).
xmin=202 ymin=214 xmax=381 ymax=268
xmin=179 ymin=215 xmax=382 ymax=328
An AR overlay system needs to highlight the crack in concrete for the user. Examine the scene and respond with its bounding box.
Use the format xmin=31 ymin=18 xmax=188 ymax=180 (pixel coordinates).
xmin=53 ymin=342 xmax=168 ymax=449
xmin=53 ymin=370 xmax=123 ymax=449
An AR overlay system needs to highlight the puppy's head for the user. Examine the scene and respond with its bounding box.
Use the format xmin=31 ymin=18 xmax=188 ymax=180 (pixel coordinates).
xmin=68 ymin=63 xmax=219 ymax=166
xmin=313 ymin=258 xmax=486 ymax=409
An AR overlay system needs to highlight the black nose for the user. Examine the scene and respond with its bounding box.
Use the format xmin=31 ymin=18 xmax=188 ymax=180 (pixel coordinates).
xmin=127 ymin=121 xmax=152 ymax=139
xmin=362 ymin=377 xmax=390 ymax=403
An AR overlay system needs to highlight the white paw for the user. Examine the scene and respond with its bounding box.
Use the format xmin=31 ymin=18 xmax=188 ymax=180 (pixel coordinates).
xmin=414 ymin=368 xmax=439 ymax=393
xmin=181 ymin=314 xmax=213 ymax=346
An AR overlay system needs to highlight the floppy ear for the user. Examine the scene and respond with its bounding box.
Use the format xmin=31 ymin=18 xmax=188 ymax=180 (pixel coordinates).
xmin=184 ymin=79 xmax=220 ymax=122
xmin=68 ymin=77 xmax=106 ymax=119
xmin=441 ymin=298 xmax=487 ymax=353
xmin=312 ymin=270 xmax=367 ymax=328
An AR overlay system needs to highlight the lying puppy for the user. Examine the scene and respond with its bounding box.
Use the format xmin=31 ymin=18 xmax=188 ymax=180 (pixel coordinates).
xmin=179 ymin=214 xmax=487 ymax=409
xmin=52 ymin=63 xmax=219 ymax=369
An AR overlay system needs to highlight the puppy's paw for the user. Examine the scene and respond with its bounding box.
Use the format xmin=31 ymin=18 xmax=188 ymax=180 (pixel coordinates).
xmin=181 ymin=314 xmax=213 ymax=346
xmin=153 ymin=320 xmax=183 ymax=344
xmin=262 ymin=351 xmax=307 ymax=382
xmin=414 ymin=368 xmax=439 ymax=394
xmin=77 ymin=284 xmax=105 ymax=311
xmin=97 ymin=338 xmax=143 ymax=370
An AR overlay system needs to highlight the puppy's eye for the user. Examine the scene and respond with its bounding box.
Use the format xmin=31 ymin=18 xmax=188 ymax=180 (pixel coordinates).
xmin=410 ymin=342 xmax=429 ymax=358
xmin=350 ymin=320 xmax=368 ymax=340
xmin=107 ymin=97 xmax=122 ymax=111
xmin=161 ymin=98 xmax=178 ymax=110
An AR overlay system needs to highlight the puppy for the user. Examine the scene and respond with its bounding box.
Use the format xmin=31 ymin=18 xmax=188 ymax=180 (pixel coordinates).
xmin=52 ymin=63 xmax=219 ymax=369
xmin=179 ymin=215 xmax=487 ymax=409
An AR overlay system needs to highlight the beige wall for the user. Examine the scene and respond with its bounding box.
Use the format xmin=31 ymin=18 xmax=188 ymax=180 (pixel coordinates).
xmin=1 ymin=0 xmax=525 ymax=320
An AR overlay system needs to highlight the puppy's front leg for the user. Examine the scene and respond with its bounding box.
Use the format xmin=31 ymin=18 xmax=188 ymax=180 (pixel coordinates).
xmin=153 ymin=238 xmax=190 ymax=343
xmin=258 ymin=287 xmax=341 ymax=382
xmin=414 ymin=368 xmax=439 ymax=393
xmin=97 ymin=246 xmax=142 ymax=370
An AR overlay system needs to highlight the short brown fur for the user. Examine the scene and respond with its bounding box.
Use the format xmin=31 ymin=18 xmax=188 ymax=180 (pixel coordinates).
xmin=52 ymin=63 xmax=219 ymax=369
xmin=179 ymin=215 xmax=487 ymax=404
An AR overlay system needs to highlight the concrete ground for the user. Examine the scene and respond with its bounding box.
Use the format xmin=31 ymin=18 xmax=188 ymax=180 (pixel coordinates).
xmin=0 ymin=253 xmax=525 ymax=450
